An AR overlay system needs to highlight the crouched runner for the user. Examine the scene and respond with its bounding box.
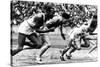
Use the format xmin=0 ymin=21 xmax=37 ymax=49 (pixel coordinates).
xmin=11 ymin=13 xmax=54 ymax=63
xmin=60 ymin=18 xmax=93 ymax=60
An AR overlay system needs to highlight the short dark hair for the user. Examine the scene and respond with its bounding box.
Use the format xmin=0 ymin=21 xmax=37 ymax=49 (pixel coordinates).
xmin=43 ymin=5 xmax=53 ymax=12
xmin=62 ymin=13 xmax=70 ymax=19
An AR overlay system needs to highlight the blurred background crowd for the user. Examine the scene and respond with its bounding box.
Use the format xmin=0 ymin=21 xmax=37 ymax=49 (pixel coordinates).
xmin=11 ymin=0 xmax=97 ymax=27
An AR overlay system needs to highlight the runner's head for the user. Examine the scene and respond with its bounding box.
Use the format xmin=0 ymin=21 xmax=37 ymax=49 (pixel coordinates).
xmin=43 ymin=5 xmax=55 ymax=20
xmin=62 ymin=12 xmax=70 ymax=20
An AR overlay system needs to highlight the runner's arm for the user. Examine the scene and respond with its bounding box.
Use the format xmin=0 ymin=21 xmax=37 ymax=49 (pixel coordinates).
xmin=36 ymin=27 xmax=55 ymax=33
xmin=59 ymin=24 xmax=66 ymax=40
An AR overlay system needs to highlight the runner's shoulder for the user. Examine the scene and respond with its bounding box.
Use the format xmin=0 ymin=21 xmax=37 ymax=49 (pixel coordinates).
xmin=52 ymin=15 xmax=62 ymax=21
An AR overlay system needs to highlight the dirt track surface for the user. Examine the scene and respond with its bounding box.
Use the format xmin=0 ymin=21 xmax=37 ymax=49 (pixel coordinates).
xmin=12 ymin=47 xmax=97 ymax=67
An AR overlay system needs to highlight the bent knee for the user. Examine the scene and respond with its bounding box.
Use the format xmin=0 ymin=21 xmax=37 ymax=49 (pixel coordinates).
xmin=17 ymin=47 xmax=23 ymax=50
xmin=36 ymin=41 xmax=42 ymax=46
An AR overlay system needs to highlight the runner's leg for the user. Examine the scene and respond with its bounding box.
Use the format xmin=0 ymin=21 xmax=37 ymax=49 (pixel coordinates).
xmin=60 ymin=40 xmax=72 ymax=61
xmin=11 ymin=33 xmax=26 ymax=56
xmin=28 ymin=33 xmax=42 ymax=48
xmin=66 ymin=37 xmax=81 ymax=59
xmin=38 ymin=34 xmax=51 ymax=58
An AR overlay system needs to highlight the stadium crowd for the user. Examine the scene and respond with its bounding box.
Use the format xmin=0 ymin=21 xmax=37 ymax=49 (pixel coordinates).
xmin=11 ymin=0 xmax=97 ymax=27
